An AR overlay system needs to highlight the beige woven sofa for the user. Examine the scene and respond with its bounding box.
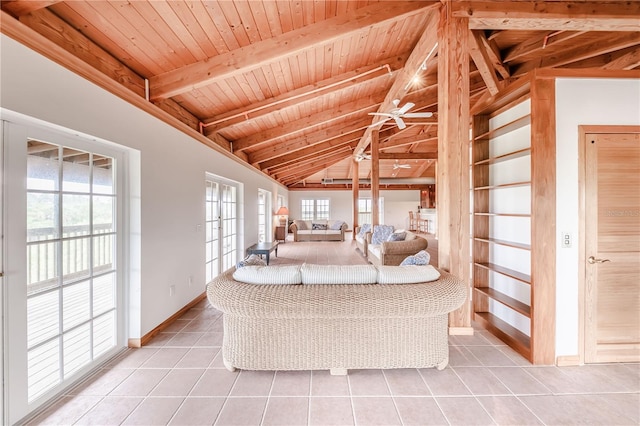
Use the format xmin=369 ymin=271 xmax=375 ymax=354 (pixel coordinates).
xmin=289 ymin=219 xmax=347 ymax=242
xmin=355 ymin=226 xmax=428 ymax=266
xmin=206 ymin=265 xmax=467 ymax=374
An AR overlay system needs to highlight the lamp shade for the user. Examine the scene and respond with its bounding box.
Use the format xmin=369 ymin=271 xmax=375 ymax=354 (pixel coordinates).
xmin=276 ymin=206 xmax=289 ymax=216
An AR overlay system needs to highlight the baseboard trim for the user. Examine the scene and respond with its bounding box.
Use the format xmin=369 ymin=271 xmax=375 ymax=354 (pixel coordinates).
xmin=449 ymin=327 xmax=474 ymax=336
xmin=556 ymin=355 xmax=581 ymax=366
xmin=127 ymin=292 xmax=207 ymax=348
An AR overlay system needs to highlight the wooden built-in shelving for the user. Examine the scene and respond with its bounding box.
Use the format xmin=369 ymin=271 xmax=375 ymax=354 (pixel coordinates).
xmin=471 ymin=77 xmax=556 ymax=365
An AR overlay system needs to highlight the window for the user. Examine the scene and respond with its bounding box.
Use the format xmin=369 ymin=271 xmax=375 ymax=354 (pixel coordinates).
xmin=358 ymin=197 xmax=384 ymax=225
xmin=301 ymin=199 xmax=330 ymax=220
xmin=257 ymin=189 xmax=270 ymax=242
xmin=205 ymin=178 xmax=238 ymax=282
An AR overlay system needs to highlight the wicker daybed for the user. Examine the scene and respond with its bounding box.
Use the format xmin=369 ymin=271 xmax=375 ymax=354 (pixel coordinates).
xmin=206 ymin=265 xmax=467 ymax=374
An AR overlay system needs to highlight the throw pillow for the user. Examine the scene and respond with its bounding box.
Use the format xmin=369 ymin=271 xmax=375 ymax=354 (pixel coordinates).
xmin=371 ymin=225 xmax=395 ymax=245
xmin=294 ymin=220 xmax=307 ymax=230
xmin=400 ymin=250 xmax=431 ymax=266
xmin=301 ymin=264 xmax=378 ymax=284
xmin=232 ymin=264 xmax=302 ymax=285
xmin=387 ymin=231 xmax=406 ymax=242
xmin=236 ymin=254 xmax=267 ymax=269
xmin=312 ymin=223 xmax=328 ymax=230
xmin=357 ymin=223 xmax=371 ymax=237
xmin=329 ymin=220 xmax=345 ymax=230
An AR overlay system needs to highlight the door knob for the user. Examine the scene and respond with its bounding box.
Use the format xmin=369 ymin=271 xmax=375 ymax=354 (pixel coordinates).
xmin=588 ymin=256 xmax=610 ymax=264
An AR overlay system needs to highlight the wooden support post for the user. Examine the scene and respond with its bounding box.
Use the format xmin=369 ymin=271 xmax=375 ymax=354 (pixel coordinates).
xmin=371 ymin=129 xmax=380 ymax=226
xmin=352 ymin=159 xmax=360 ymax=239
xmin=437 ymin=3 xmax=472 ymax=333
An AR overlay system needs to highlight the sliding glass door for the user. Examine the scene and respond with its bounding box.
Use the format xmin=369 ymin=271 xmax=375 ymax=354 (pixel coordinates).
xmin=4 ymin=122 xmax=124 ymax=424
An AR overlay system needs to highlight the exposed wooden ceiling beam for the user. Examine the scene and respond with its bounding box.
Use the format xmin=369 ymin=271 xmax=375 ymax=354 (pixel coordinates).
xmin=452 ymin=1 xmax=640 ymax=31
xmin=202 ymin=53 xmax=408 ymax=133
xmin=233 ymin=93 xmax=386 ymax=151
xmin=149 ymin=1 xmax=435 ymax=100
xmin=379 ymin=152 xmax=438 ymax=160
xmin=468 ymin=30 xmax=501 ymax=95
xmin=502 ymin=31 xmax=586 ymax=63
xmin=514 ymin=31 xmax=640 ymax=76
xmin=261 ymin=138 xmax=359 ymax=172
xmin=352 ymin=6 xmax=440 ymax=158
xmin=247 ymin=117 xmax=372 ymax=164
xmin=1 ymin=1 xmax=61 ymax=17
xmin=277 ymin=149 xmax=352 ymax=183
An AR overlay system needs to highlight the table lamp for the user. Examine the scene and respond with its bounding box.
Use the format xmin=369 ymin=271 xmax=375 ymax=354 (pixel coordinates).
xmin=276 ymin=206 xmax=289 ymax=226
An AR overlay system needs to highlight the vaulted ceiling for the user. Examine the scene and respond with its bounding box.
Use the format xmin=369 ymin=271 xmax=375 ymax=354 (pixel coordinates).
xmin=2 ymin=1 xmax=639 ymax=190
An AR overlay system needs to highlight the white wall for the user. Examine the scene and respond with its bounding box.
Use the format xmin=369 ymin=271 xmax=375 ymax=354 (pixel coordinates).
xmin=288 ymin=189 xmax=420 ymax=230
xmin=1 ymin=35 xmax=288 ymax=337
xmin=555 ymin=78 xmax=640 ymax=357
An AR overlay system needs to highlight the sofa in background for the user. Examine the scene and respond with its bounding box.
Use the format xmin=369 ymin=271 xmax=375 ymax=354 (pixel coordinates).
xmin=355 ymin=225 xmax=428 ymax=266
xmin=206 ymin=264 xmax=467 ymax=374
xmin=289 ymin=219 xmax=347 ymax=242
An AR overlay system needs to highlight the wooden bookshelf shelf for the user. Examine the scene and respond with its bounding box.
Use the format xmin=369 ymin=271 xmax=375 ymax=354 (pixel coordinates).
xmin=474 ymin=114 xmax=531 ymax=141
xmin=474 ymin=212 xmax=530 ymax=218
xmin=474 ymin=181 xmax=531 ymax=190
xmin=474 ymin=262 xmax=531 ymax=284
xmin=474 ymin=312 xmax=531 ymax=360
xmin=473 ymin=237 xmax=531 ymax=251
xmin=474 ymin=147 xmax=531 ymax=166
xmin=474 ymin=287 xmax=531 ymax=317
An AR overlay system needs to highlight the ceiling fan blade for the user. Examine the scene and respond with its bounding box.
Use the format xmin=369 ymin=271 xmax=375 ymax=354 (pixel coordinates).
xmin=397 ymin=102 xmax=415 ymax=115
xmin=402 ymin=112 xmax=433 ymax=118
xmin=368 ymin=112 xmax=394 ymax=117
xmin=394 ymin=116 xmax=406 ymax=129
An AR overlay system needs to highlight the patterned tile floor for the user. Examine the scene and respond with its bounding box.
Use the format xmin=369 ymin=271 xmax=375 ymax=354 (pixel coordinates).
xmin=28 ymin=239 xmax=640 ymax=425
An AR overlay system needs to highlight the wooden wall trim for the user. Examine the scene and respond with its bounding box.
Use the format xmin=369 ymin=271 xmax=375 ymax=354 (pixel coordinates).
xmin=128 ymin=292 xmax=207 ymax=348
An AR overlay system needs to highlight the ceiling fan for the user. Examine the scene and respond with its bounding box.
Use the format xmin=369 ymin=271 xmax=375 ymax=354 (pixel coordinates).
xmin=393 ymin=160 xmax=411 ymax=170
xmin=369 ymin=99 xmax=433 ymax=130
xmin=354 ymin=152 xmax=372 ymax=162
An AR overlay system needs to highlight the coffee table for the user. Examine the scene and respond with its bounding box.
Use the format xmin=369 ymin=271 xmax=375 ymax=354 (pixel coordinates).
xmin=246 ymin=241 xmax=279 ymax=265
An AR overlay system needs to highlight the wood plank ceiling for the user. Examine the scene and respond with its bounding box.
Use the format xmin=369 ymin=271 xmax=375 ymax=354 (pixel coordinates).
xmin=2 ymin=1 xmax=639 ymax=190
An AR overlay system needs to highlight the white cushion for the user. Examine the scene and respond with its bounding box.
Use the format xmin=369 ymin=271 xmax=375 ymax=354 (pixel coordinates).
xmin=376 ymin=265 xmax=441 ymax=284
xmin=301 ymin=264 xmax=378 ymax=284
xmin=367 ymin=244 xmax=381 ymax=259
xmin=233 ymin=265 xmax=302 ymax=285
xmin=404 ymin=231 xmax=417 ymax=241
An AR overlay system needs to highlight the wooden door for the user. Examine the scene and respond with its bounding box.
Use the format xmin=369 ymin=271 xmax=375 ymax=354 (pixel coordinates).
xmin=584 ymin=130 xmax=640 ymax=363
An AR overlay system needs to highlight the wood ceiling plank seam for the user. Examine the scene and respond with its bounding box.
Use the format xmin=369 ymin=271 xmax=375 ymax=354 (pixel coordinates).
xmin=602 ymin=46 xmax=640 ymax=70
xmin=128 ymin=2 xmax=204 ymax=66
xmin=305 ymin=47 xmax=317 ymax=84
xmin=203 ymin=1 xmax=241 ymax=51
xmin=241 ymin=72 xmax=268 ymax=103
xmin=325 ymin=1 xmax=338 ymax=19
xmin=50 ymin=2 xmax=157 ymax=76
xmin=347 ymin=29 xmax=370 ymax=72
xmin=149 ymin=1 xmax=434 ymax=99
xmin=279 ymin=56 xmax=297 ymax=93
xmin=245 ymin=1 xmax=272 ymax=40
xmin=514 ymin=31 xmax=640 ymax=76
xmin=383 ymin=17 xmax=412 ymax=61
xmin=334 ymin=36 xmax=352 ymax=77
xmin=313 ymin=0 xmax=325 ymax=23
xmin=161 ymin=1 xmax=216 ymax=60
xmin=186 ymin=2 xmax=230 ymax=55
xmin=323 ymin=41 xmax=335 ymax=81
xmin=217 ymin=0 xmax=252 ymax=48
xmin=291 ymin=0 xmax=305 ymax=30
xmin=103 ymin=1 xmax=189 ymax=72
xmin=261 ymin=1 xmax=282 ymax=37
xmin=231 ymin=0 xmax=262 ymax=44
xmin=288 ymin=53 xmax=305 ymax=90
xmin=276 ymin=0 xmax=294 ymax=34
xmin=14 ymin=8 xmax=144 ymax=96
xmin=301 ymin=0 xmax=315 ymax=27
xmin=335 ymin=0 xmax=350 ymax=16
xmin=224 ymin=76 xmax=255 ymax=110
xmin=214 ymin=78 xmax=247 ymax=111
xmin=251 ymin=67 xmax=276 ymax=99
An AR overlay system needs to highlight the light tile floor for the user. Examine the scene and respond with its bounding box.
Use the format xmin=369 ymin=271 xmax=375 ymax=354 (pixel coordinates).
xmin=27 ymin=240 xmax=640 ymax=425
